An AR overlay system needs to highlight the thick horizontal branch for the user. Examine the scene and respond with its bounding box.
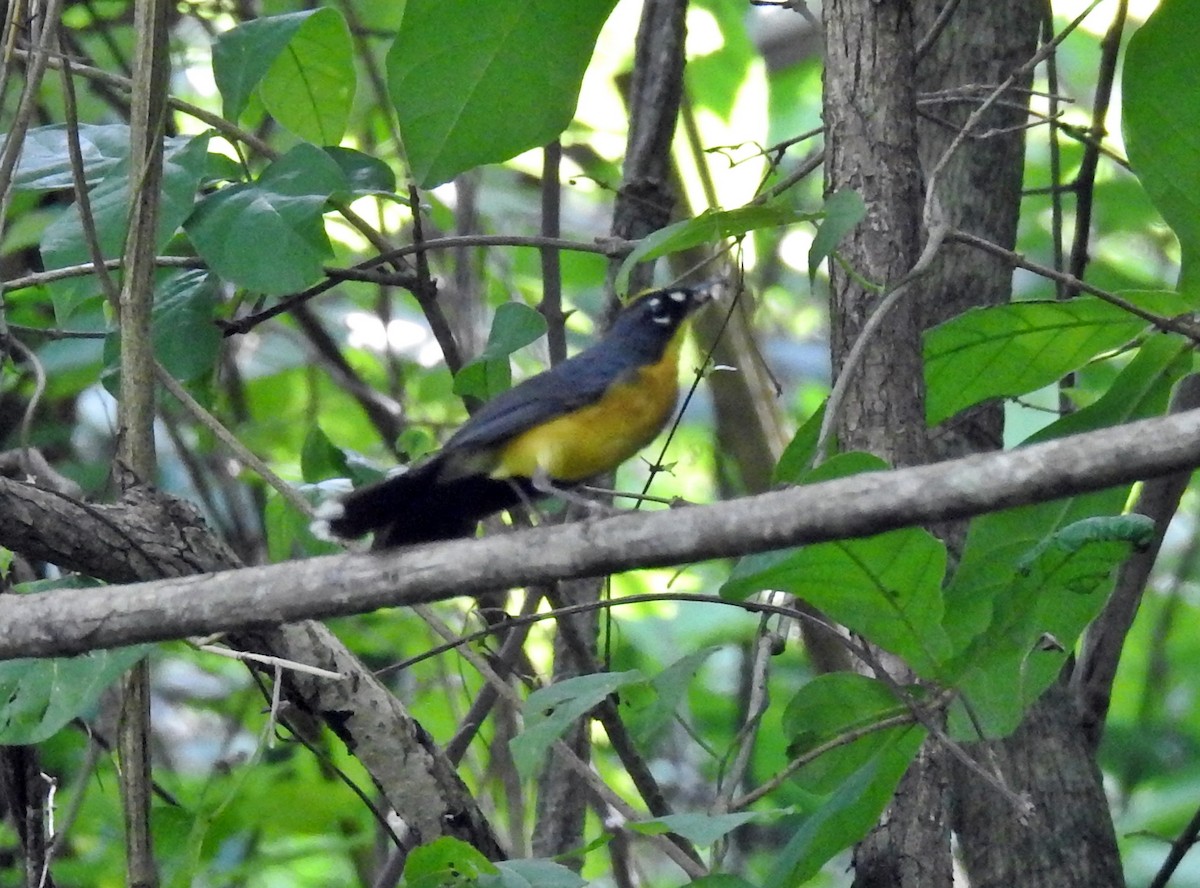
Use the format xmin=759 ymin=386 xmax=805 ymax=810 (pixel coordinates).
xmin=6 ymin=407 xmax=1200 ymax=659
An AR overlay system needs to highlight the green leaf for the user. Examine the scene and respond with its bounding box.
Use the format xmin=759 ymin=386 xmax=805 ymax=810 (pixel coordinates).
xmin=772 ymin=402 xmax=826 ymax=485
xmin=924 ymin=292 xmax=1191 ymax=425
xmin=808 ymin=189 xmax=865 ymax=281
xmin=627 ymin=648 xmax=719 ymax=746
xmin=948 ymin=515 xmax=1148 ymax=738
xmin=477 ymin=858 xmax=587 ymax=888
xmin=402 ymin=837 xmax=496 ymax=888
xmin=453 ymin=302 xmax=548 ymax=400
xmin=629 ymin=812 xmax=762 ymax=847
xmin=1023 ymin=332 xmax=1193 ymax=445
xmin=324 ymin=147 xmax=398 ymax=199
xmin=4 ymin=123 xmax=132 ymax=190
xmin=765 ymin=728 xmax=925 ymax=886
xmin=388 ymin=0 xmax=619 ymax=187
xmin=185 ymin=143 xmax=347 ymax=295
xmin=260 ymin=8 xmax=356 ymax=144
xmin=943 ymin=333 xmax=1191 ymax=665
xmin=300 ymin=426 xmax=350 ymax=483
xmin=511 ymin=671 xmax=643 ymax=779
xmin=153 ymin=270 xmax=221 ymax=382
xmin=725 ymin=454 xmax=951 ymax=678
xmin=0 ymin=645 xmax=151 ymax=743
xmin=781 ymin=673 xmax=913 ymax=794
xmin=1124 ymin=0 xmax=1200 ymax=294
xmin=41 ymin=133 xmax=211 ymax=323
xmin=616 ymin=204 xmax=822 ymax=293
xmin=681 ymin=878 xmax=759 ymax=888
xmin=212 ymin=10 xmax=314 ymax=123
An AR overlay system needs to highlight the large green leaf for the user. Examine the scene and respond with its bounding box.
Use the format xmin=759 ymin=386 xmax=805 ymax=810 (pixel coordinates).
xmin=924 ymin=292 xmax=1190 ymax=425
xmin=3 ymin=123 xmax=132 ymax=190
xmin=764 ymin=727 xmax=925 ymax=887
xmin=152 ymin=269 xmax=222 ymax=383
xmin=40 ymin=133 xmax=211 ymax=323
xmin=781 ymin=673 xmax=914 ymax=794
xmin=948 ymin=515 xmax=1152 ymax=739
xmin=260 ymin=9 xmax=356 ymax=144
xmin=1124 ymin=0 xmax=1200 ymax=295
xmin=941 ymin=335 xmax=1190 ymax=737
xmin=0 ymin=645 xmax=151 ymax=744
xmin=184 ymin=143 xmax=346 ymax=294
xmin=724 ymin=453 xmax=951 ymax=678
xmin=401 ymin=837 xmax=496 ymax=888
xmin=212 ymin=10 xmax=314 ymax=123
xmin=387 ymin=0 xmax=618 ymax=187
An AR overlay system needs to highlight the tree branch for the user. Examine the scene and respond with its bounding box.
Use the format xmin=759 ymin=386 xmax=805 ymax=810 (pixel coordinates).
xmin=4 ymin=407 xmax=1200 ymax=658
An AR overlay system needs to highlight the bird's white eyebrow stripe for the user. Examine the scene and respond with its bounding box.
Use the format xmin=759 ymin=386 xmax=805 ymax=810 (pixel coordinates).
xmin=668 ymin=290 xmax=687 ymax=302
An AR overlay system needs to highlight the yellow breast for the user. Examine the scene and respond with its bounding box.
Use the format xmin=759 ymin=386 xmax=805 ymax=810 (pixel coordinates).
xmin=493 ymin=338 xmax=684 ymax=482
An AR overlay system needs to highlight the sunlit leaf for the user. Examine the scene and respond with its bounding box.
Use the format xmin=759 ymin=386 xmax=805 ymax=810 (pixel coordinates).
xmin=388 ymin=0 xmax=618 ymax=187
xmin=260 ymin=9 xmax=356 ymax=143
xmin=616 ymin=204 xmax=821 ymax=293
xmin=402 ymin=837 xmax=496 ymax=888
xmin=924 ymin=292 xmax=1190 ymax=425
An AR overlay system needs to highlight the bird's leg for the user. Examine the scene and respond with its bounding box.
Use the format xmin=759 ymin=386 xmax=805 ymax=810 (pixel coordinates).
xmin=529 ymin=468 xmax=621 ymax=516
xmin=578 ymin=485 xmax=692 ymax=508
xmin=505 ymin=477 xmax=550 ymax=525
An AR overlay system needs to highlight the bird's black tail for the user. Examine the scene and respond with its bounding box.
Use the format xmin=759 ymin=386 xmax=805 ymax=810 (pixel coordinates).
xmin=316 ymin=457 xmax=533 ymax=548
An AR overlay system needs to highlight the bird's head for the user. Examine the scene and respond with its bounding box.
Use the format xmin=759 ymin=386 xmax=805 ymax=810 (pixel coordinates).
xmin=612 ymin=285 xmax=713 ymax=343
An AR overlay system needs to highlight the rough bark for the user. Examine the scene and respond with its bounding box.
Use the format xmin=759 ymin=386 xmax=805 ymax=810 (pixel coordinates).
xmin=823 ymin=1 xmax=947 ymax=884
xmin=824 ymin=0 xmax=927 ymax=469
xmin=950 ymin=684 xmax=1124 ymax=888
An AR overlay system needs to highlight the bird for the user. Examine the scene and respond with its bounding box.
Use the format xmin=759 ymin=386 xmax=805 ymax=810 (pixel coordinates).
xmin=314 ymin=285 xmax=712 ymax=548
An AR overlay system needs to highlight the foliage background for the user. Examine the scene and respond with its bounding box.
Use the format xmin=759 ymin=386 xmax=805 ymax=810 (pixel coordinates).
xmin=2 ymin=0 xmax=1200 ymax=886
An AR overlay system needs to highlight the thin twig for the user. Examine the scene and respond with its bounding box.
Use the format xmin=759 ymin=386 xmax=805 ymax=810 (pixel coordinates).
xmin=153 ymin=361 xmax=312 ymax=517
xmin=195 ymin=644 xmax=346 ymax=680
xmin=219 ymin=234 xmax=630 ymax=338
xmin=1065 ymin=0 xmax=1127 ymax=295
xmin=814 ymin=222 xmax=950 ymax=465
xmin=947 ymin=230 xmax=1200 ymax=342
xmin=413 ymin=604 xmax=709 ymax=880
